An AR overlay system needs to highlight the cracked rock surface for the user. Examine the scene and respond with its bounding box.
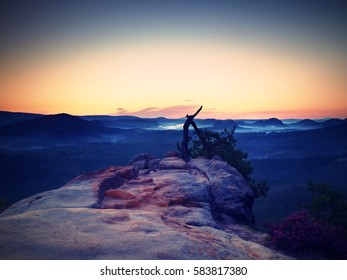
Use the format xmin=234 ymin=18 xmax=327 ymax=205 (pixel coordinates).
xmin=0 ymin=156 xmax=291 ymax=259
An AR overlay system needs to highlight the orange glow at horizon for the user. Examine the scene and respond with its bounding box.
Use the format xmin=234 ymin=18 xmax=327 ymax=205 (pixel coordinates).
xmin=1 ymin=39 xmax=346 ymax=119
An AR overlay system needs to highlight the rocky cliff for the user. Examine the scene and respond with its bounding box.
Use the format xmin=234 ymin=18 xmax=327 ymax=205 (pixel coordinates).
xmin=0 ymin=155 xmax=290 ymax=259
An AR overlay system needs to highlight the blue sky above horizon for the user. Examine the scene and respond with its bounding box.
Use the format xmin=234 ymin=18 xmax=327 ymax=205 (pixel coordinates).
xmin=1 ymin=0 xmax=346 ymax=119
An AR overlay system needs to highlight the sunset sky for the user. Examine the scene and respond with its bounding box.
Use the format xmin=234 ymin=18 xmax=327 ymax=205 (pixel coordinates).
xmin=1 ymin=0 xmax=346 ymax=119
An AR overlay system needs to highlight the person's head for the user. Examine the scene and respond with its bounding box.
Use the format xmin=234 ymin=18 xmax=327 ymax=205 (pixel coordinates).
xmin=185 ymin=114 xmax=189 ymax=118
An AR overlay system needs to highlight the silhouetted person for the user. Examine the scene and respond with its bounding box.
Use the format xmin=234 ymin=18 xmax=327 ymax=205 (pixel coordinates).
xmin=181 ymin=106 xmax=203 ymax=161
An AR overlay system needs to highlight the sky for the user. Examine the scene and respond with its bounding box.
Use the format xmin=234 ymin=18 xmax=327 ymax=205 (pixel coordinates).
xmin=0 ymin=0 xmax=346 ymax=119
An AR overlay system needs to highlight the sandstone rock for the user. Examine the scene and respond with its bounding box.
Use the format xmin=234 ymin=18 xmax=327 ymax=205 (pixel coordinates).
xmin=104 ymin=189 xmax=137 ymax=200
xmin=129 ymin=153 xmax=153 ymax=170
xmin=0 ymin=156 xmax=291 ymax=260
xmin=159 ymin=157 xmax=187 ymax=170
xmin=165 ymin=150 xmax=180 ymax=157
xmin=148 ymin=158 xmax=161 ymax=170
xmin=163 ymin=205 xmax=217 ymax=228
xmin=188 ymin=158 xmax=255 ymax=225
xmin=129 ymin=153 xmax=153 ymax=164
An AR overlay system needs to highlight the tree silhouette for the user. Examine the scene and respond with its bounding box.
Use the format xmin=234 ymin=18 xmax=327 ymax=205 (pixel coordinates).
xmin=181 ymin=105 xmax=205 ymax=161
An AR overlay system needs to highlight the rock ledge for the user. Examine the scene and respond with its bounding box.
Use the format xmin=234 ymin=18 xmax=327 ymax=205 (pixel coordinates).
xmin=0 ymin=156 xmax=290 ymax=259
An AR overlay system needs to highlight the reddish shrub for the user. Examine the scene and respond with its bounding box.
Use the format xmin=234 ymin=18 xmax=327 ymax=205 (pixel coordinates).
xmin=266 ymin=211 xmax=347 ymax=259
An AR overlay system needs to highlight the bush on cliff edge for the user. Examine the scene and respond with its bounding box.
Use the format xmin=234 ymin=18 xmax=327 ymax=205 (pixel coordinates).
xmin=190 ymin=128 xmax=269 ymax=198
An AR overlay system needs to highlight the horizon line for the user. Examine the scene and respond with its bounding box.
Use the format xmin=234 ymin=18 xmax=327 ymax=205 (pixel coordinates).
xmin=1 ymin=109 xmax=346 ymax=121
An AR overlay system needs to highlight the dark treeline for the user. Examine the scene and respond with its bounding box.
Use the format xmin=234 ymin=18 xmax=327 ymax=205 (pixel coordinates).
xmin=251 ymin=155 xmax=347 ymax=229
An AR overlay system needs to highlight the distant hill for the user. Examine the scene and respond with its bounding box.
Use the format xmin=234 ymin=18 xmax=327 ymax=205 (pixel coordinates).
xmin=293 ymin=119 xmax=320 ymax=127
xmin=321 ymin=118 xmax=345 ymax=127
xmin=291 ymin=118 xmax=345 ymax=130
xmin=0 ymin=111 xmax=43 ymax=128
xmin=0 ymin=113 xmax=124 ymax=147
xmin=1 ymin=111 xmax=345 ymax=134
xmin=82 ymin=115 xmax=159 ymax=129
xmin=0 ymin=113 xmax=100 ymax=136
xmin=252 ymin=118 xmax=286 ymax=127
xmin=235 ymin=120 xmax=347 ymax=159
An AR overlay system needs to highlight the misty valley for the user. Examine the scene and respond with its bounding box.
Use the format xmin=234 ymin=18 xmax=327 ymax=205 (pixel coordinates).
xmin=0 ymin=111 xmax=346 ymax=230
